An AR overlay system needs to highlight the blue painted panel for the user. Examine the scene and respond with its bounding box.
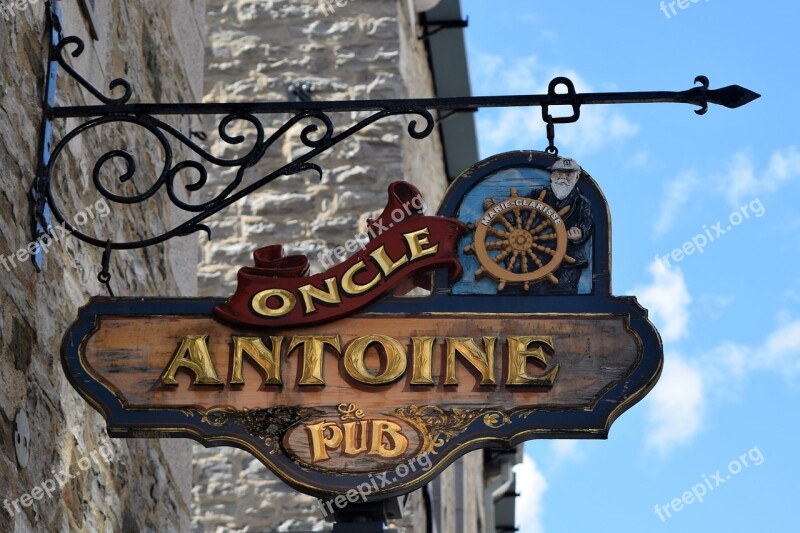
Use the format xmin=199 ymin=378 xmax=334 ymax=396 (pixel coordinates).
xmin=450 ymin=165 xmax=593 ymax=295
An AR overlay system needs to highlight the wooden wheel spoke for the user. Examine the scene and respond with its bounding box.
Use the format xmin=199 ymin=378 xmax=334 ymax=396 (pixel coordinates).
xmin=485 ymin=240 xmax=508 ymax=251
xmin=521 ymin=253 xmax=529 ymax=274
xmin=526 ymin=249 xmax=546 ymax=269
xmin=558 ymin=205 xmax=571 ymax=217
xmin=513 ymin=208 xmax=523 ymax=229
xmin=533 ymin=233 xmax=558 ymax=242
xmin=505 ymin=252 xmax=519 ymax=271
xmin=527 ymin=251 xmax=559 ymax=285
xmin=488 ymin=228 xmax=509 ymax=239
xmin=532 ymin=242 xmax=557 ymax=257
xmin=497 ymin=216 xmax=515 ymax=232
xmin=537 ymin=190 xmax=547 ymax=201
xmin=530 ymin=217 xmax=552 ymax=236
xmin=524 ymin=211 xmax=539 ymax=231
xmin=493 ymin=250 xmax=511 ymax=264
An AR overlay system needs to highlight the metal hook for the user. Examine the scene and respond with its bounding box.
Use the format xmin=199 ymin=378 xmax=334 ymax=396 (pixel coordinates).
xmin=541 ymin=77 xmax=582 ymax=155
xmin=541 ymin=77 xmax=581 ymax=124
xmin=98 ymin=240 xmax=115 ymax=297
xmin=545 ymin=115 xmax=558 ymax=155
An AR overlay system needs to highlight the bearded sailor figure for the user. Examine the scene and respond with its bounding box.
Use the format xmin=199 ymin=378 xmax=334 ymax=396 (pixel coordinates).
xmin=530 ymin=158 xmax=593 ymax=294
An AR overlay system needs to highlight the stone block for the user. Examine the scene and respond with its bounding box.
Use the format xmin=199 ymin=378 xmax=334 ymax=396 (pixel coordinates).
xmin=241 ymin=192 xmax=315 ymax=217
xmin=337 ymin=190 xmax=383 ymax=213
xmin=309 ymin=216 xmax=359 ymax=242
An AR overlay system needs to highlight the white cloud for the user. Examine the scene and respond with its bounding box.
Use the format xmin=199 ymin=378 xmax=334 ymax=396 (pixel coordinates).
xmin=548 ymin=440 xmax=585 ymax=469
xmin=630 ymin=262 xmax=699 ymax=455
xmin=645 ymin=354 xmax=705 ymax=456
xmin=649 ymin=147 xmax=798 ymax=238
xmin=653 ymin=170 xmax=700 ymax=237
xmin=472 ymin=52 xmax=542 ymax=95
xmin=759 ymin=319 xmax=800 ymax=376
xmin=643 ymin=315 xmax=800 ymax=454
xmin=767 ymin=147 xmax=800 ymax=186
xmin=632 ymin=250 xmax=800 ymax=455
xmin=633 ymin=261 xmax=692 ymax=342
xmin=472 ymin=54 xmax=637 ymax=157
xmin=723 ymin=147 xmax=800 ymax=206
xmin=557 ymin=106 xmax=638 ymax=157
xmin=724 ymin=151 xmax=759 ymax=207
xmin=478 ymin=109 xmax=539 ymax=157
xmin=697 ymin=319 xmax=800 ymax=391
xmin=704 ymin=340 xmax=751 ymax=386
xmin=514 ymin=454 xmax=548 ymax=533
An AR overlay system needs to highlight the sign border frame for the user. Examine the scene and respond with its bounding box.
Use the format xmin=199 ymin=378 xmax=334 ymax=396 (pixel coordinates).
xmin=62 ymin=296 xmax=662 ymax=500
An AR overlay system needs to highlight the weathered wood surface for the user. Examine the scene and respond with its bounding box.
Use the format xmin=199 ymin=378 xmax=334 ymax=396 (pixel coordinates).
xmin=82 ymin=314 xmax=640 ymax=411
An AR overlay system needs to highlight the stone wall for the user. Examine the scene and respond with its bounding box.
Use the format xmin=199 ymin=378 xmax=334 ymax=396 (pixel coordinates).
xmin=197 ymin=0 xmax=447 ymax=297
xmin=0 ymin=1 xmax=204 ymax=531
xmin=192 ymin=1 xmax=488 ymax=532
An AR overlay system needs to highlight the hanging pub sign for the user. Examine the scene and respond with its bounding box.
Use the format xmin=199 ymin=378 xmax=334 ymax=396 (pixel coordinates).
xmin=62 ymin=151 xmax=663 ymax=500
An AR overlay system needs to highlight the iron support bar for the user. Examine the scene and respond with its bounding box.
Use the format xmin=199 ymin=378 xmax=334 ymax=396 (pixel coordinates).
xmin=34 ymin=0 xmax=760 ymax=259
xmin=48 ymin=80 xmax=759 ymax=118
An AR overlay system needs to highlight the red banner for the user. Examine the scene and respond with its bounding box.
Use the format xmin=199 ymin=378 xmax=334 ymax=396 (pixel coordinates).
xmin=214 ymin=184 xmax=466 ymax=328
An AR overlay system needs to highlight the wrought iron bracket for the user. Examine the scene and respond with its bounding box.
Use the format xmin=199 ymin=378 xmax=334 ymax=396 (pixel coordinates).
xmin=419 ymin=16 xmax=470 ymax=41
xmin=32 ymin=0 xmax=760 ymax=268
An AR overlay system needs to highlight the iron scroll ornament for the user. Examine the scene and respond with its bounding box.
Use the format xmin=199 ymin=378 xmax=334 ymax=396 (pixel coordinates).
xmin=40 ymin=35 xmax=435 ymax=252
xmin=33 ymin=1 xmax=760 ymax=257
xmin=42 ymin=105 xmax=436 ymax=251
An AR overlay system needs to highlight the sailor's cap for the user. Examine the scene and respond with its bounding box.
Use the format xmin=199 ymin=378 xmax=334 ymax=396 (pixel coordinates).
xmin=549 ymin=158 xmax=582 ymax=174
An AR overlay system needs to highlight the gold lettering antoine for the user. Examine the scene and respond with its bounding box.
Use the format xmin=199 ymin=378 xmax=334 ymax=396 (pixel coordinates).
xmin=160 ymin=334 xmax=559 ymax=387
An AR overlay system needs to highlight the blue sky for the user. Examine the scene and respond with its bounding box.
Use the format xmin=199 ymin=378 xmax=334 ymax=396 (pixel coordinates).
xmin=461 ymin=1 xmax=799 ymax=531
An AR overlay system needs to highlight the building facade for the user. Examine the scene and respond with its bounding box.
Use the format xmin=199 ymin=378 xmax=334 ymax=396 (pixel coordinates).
xmin=0 ymin=1 xmax=204 ymax=531
xmin=0 ymin=1 xmax=519 ymax=531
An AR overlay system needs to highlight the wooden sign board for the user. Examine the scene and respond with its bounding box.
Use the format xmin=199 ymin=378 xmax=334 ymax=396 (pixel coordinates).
xmin=62 ymin=151 xmax=662 ymax=500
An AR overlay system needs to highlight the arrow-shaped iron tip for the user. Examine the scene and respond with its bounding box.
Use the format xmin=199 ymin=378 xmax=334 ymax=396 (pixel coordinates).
xmin=710 ymin=85 xmax=761 ymax=109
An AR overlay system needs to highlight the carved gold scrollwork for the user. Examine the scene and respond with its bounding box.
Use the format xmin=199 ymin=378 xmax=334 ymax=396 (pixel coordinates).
xmin=483 ymin=412 xmax=513 ymax=428
xmin=200 ymin=406 xmax=323 ymax=454
xmin=394 ymin=405 xmax=534 ymax=454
